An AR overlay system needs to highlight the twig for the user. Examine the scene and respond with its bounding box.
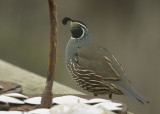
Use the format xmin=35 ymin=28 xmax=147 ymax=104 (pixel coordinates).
xmin=40 ymin=0 xmax=58 ymax=108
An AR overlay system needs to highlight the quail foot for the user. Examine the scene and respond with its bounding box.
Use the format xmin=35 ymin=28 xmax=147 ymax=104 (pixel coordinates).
xmin=62 ymin=17 xmax=149 ymax=104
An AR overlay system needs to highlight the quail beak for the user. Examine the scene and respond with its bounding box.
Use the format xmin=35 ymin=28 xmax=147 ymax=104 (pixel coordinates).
xmin=70 ymin=22 xmax=79 ymax=30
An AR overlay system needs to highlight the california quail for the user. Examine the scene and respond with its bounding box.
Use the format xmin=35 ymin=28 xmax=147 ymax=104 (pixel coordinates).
xmin=63 ymin=17 xmax=149 ymax=104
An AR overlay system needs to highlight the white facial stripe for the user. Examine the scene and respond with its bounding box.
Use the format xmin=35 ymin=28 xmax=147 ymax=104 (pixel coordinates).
xmin=80 ymin=27 xmax=85 ymax=38
xmin=71 ymin=37 xmax=75 ymax=39
xmin=76 ymin=22 xmax=87 ymax=29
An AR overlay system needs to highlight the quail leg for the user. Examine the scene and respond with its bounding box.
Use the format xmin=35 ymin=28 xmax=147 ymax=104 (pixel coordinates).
xmin=109 ymin=93 xmax=112 ymax=99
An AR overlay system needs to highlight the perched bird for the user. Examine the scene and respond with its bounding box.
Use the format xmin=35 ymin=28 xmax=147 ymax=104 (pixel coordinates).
xmin=62 ymin=17 xmax=149 ymax=104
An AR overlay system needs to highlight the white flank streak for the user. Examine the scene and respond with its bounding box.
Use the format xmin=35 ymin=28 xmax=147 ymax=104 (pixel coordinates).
xmin=82 ymin=77 xmax=90 ymax=79
xmin=76 ymin=62 xmax=80 ymax=67
xmin=73 ymin=68 xmax=93 ymax=72
xmin=74 ymin=58 xmax=78 ymax=62
xmin=110 ymin=83 xmax=117 ymax=88
xmin=94 ymin=75 xmax=103 ymax=78
xmin=76 ymin=72 xmax=91 ymax=76
xmin=76 ymin=79 xmax=85 ymax=82
xmin=72 ymin=63 xmax=92 ymax=74
xmin=89 ymin=72 xmax=96 ymax=75
xmin=67 ymin=63 xmax=79 ymax=78
xmin=85 ymin=83 xmax=100 ymax=86
xmin=67 ymin=63 xmax=71 ymax=68
xmin=108 ymin=63 xmax=120 ymax=77
xmin=112 ymin=55 xmax=125 ymax=71
xmin=89 ymin=80 xmax=104 ymax=84
xmin=112 ymin=55 xmax=118 ymax=63
xmin=104 ymin=56 xmax=110 ymax=62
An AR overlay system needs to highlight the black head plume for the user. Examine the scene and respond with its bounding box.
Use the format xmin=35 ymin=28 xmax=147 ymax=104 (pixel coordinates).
xmin=62 ymin=17 xmax=72 ymax=25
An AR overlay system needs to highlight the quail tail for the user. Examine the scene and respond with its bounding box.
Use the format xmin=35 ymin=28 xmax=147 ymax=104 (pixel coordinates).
xmin=114 ymin=83 xmax=149 ymax=104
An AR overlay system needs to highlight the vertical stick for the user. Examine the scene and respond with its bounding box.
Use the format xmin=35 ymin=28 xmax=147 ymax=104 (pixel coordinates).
xmin=40 ymin=0 xmax=57 ymax=108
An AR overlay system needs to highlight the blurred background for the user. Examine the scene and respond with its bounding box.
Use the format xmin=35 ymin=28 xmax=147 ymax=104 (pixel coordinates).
xmin=0 ymin=0 xmax=159 ymax=113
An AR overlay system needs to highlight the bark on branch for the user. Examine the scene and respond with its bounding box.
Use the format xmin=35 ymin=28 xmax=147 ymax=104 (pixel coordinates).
xmin=40 ymin=0 xmax=58 ymax=108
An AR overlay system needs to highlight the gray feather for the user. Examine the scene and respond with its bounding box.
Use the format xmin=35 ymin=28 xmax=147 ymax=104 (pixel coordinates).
xmin=113 ymin=82 xmax=149 ymax=103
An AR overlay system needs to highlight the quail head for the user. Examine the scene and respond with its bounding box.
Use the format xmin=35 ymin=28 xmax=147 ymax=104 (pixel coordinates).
xmin=62 ymin=17 xmax=149 ymax=104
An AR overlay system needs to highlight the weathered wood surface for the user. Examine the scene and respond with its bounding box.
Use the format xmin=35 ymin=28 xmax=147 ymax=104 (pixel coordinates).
xmin=0 ymin=60 xmax=134 ymax=114
xmin=0 ymin=59 xmax=83 ymax=95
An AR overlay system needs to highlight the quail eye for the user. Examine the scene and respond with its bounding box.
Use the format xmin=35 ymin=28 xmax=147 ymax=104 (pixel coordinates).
xmin=71 ymin=27 xmax=84 ymax=38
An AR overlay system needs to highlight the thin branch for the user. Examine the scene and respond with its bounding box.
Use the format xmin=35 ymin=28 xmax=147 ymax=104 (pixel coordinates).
xmin=40 ymin=0 xmax=58 ymax=108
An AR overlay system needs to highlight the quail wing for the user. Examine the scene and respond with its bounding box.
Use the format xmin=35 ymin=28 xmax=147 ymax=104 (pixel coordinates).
xmin=77 ymin=42 xmax=149 ymax=103
xmin=77 ymin=42 xmax=125 ymax=81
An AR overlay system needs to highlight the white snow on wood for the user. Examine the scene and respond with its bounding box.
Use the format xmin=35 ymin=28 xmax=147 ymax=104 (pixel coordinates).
xmin=0 ymin=111 xmax=25 ymax=114
xmin=83 ymin=98 xmax=110 ymax=104
xmin=28 ymin=108 xmax=50 ymax=114
xmin=0 ymin=95 xmax=123 ymax=113
xmin=50 ymin=103 xmax=106 ymax=114
xmin=4 ymin=93 xmax=28 ymax=99
xmin=52 ymin=95 xmax=88 ymax=104
xmin=24 ymin=97 xmax=41 ymax=105
xmin=93 ymin=102 xmax=122 ymax=111
xmin=0 ymin=95 xmax=24 ymax=104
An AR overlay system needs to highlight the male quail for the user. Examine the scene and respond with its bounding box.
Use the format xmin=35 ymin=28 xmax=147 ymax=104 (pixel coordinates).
xmin=62 ymin=17 xmax=149 ymax=104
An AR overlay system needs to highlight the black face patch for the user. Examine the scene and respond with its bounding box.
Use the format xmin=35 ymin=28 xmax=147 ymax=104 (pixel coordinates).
xmin=71 ymin=27 xmax=83 ymax=38
xmin=62 ymin=17 xmax=72 ymax=25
